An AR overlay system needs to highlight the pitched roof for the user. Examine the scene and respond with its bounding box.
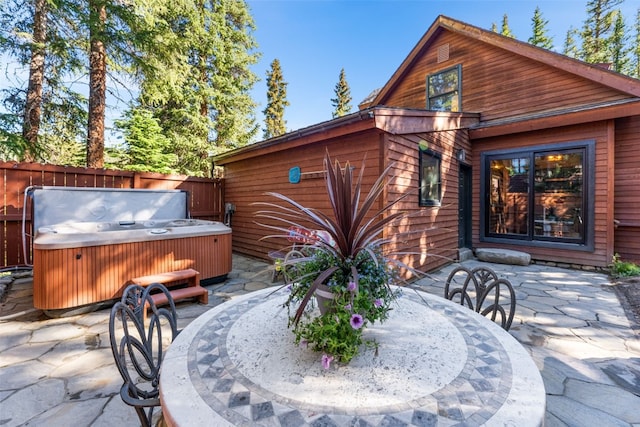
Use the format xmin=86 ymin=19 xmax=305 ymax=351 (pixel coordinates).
xmin=370 ymin=15 xmax=640 ymax=108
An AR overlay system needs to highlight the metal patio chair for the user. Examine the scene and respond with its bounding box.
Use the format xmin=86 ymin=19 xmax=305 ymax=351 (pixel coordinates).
xmin=109 ymin=283 xmax=179 ymax=427
xmin=276 ymin=226 xmax=336 ymax=284
xmin=444 ymin=265 xmax=516 ymax=330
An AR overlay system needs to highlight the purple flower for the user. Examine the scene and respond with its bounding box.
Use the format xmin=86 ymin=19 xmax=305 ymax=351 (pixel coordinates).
xmin=347 ymin=281 xmax=357 ymax=292
xmin=350 ymin=314 xmax=364 ymax=329
xmin=321 ymin=354 xmax=334 ymax=369
xmin=299 ymin=339 xmax=308 ymax=348
xmin=344 ymin=303 xmax=352 ymax=310
xmin=374 ymin=298 xmax=383 ymax=308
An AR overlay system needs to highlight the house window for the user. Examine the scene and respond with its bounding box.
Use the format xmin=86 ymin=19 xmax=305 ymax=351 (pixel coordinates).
xmin=419 ymin=148 xmax=441 ymax=206
xmin=482 ymin=142 xmax=593 ymax=246
xmin=427 ymin=65 xmax=461 ymax=112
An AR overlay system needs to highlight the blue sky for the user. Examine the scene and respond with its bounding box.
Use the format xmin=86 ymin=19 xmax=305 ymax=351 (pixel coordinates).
xmin=1 ymin=0 xmax=638 ymax=145
xmin=247 ymin=0 xmax=639 ymax=134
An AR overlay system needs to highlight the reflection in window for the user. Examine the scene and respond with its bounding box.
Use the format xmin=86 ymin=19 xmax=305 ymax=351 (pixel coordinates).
xmin=427 ymin=65 xmax=461 ymax=112
xmin=489 ymin=157 xmax=530 ymax=236
xmin=533 ymin=151 xmax=583 ymax=239
xmin=419 ymin=149 xmax=441 ymax=206
xmin=485 ymin=147 xmax=586 ymax=243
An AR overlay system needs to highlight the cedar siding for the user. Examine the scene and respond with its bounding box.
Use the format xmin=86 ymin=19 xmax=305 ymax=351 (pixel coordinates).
xmin=221 ymin=131 xmax=384 ymax=260
xmin=217 ymin=111 xmax=477 ymax=273
xmin=614 ymin=116 xmax=640 ymax=264
xmin=385 ymin=129 xmax=470 ymax=273
xmin=215 ymin=15 xmax=640 ymax=271
xmin=379 ymin=29 xmax=634 ymax=122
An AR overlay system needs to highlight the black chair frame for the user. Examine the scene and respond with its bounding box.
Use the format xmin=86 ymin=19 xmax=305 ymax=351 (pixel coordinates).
xmin=444 ymin=266 xmax=516 ymax=330
xmin=109 ymin=283 xmax=179 ymax=427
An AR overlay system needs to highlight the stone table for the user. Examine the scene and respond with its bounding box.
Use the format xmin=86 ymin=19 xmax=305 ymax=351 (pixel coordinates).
xmin=160 ymin=287 xmax=545 ymax=426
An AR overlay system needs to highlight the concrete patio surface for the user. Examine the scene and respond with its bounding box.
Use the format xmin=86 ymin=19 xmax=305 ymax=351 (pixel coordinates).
xmin=1 ymin=254 xmax=639 ymax=426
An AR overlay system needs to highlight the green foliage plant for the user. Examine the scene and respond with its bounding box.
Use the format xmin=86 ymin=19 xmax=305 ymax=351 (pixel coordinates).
xmin=254 ymin=151 xmax=411 ymax=368
xmin=610 ymin=253 xmax=640 ymax=278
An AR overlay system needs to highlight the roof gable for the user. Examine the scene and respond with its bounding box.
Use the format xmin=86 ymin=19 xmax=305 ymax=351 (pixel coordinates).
xmin=368 ymin=15 xmax=640 ymax=112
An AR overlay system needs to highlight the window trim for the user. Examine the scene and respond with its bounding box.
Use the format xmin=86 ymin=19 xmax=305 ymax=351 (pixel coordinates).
xmin=426 ymin=64 xmax=461 ymax=112
xmin=419 ymin=148 xmax=442 ymax=207
xmin=479 ymin=140 xmax=595 ymax=251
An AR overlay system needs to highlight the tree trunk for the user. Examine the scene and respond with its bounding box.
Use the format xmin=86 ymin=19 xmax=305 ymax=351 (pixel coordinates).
xmin=86 ymin=0 xmax=106 ymax=168
xmin=22 ymin=0 xmax=48 ymax=162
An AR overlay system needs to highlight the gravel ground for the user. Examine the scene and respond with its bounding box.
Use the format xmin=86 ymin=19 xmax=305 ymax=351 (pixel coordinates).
xmin=612 ymin=276 xmax=640 ymax=334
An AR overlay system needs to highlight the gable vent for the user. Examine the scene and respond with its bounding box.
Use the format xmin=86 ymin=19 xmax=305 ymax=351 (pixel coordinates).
xmin=437 ymin=44 xmax=450 ymax=63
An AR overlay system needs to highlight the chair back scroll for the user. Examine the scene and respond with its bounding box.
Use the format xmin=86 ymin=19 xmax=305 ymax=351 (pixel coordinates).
xmin=109 ymin=283 xmax=179 ymax=427
xmin=444 ymin=266 xmax=516 ymax=331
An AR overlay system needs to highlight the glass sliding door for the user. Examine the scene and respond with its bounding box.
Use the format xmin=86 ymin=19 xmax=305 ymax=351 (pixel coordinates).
xmin=488 ymin=156 xmax=529 ymax=236
xmin=483 ymin=143 xmax=588 ymax=245
xmin=533 ymin=150 xmax=583 ymax=240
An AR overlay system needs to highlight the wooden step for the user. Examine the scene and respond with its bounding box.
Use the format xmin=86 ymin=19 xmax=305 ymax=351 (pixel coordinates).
xmin=150 ymin=285 xmax=209 ymax=307
xmin=129 ymin=269 xmax=209 ymax=319
xmin=130 ymin=268 xmax=200 ymax=288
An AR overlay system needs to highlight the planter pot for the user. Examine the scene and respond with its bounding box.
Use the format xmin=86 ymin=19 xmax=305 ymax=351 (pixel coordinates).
xmin=315 ymin=284 xmax=336 ymax=315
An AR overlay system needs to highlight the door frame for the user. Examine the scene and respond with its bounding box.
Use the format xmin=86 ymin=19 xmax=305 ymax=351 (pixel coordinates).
xmin=458 ymin=164 xmax=472 ymax=249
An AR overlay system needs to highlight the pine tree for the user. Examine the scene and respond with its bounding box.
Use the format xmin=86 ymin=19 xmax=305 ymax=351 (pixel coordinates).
xmin=633 ymin=9 xmax=640 ymax=78
xmin=491 ymin=22 xmax=498 ymax=33
xmin=113 ymin=108 xmax=177 ymax=174
xmin=198 ymin=0 xmax=260 ymax=153
xmin=21 ymin=0 xmax=48 ymax=162
xmin=86 ymin=0 xmax=107 ymax=168
xmin=501 ymin=14 xmax=515 ymax=38
xmin=580 ymin=0 xmax=624 ymax=64
xmin=0 ymin=0 xmax=88 ymax=165
xmin=529 ymin=7 xmax=553 ymax=49
xmin=127 ymin=0 xmax=260 ymax=175
xmin=609 ymin=10 xmax=631 ymax=73
xmin=263 ymin=58 xmax=289 ymax=139
xmin=563 ymin=26 xmax=581 ymax=58
xmin=331 ymin=68 xmax=352 ymax=118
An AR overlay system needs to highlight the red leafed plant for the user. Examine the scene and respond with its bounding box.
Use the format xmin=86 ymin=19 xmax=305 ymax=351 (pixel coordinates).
xmin=254 ymin=150 xmax=411 ymax=365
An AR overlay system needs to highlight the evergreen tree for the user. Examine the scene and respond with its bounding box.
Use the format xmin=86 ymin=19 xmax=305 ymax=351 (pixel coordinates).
xmin=609 ymin=10 xmax=631 ymax=73
xmin=529 ymin=7 xmax=554 ymax=49
xmin=580 ymin=0 xmax=623 ymax=64
xmin=633 ymin=9 xmax=640 ymax=78
xmin=84 ymin=0 xmax=167 ymax=168
xmin=113 ymin=108 xmax=177 ymax=174
xmin=263 ymin=58 xmax=289 ymax=139
xmin=21 ymin=0 xmax=47 ymax=162
xmin=126 ymin=0 xmax=260 ymax=176
xmin=501 ymin=14 xmax=515 ymax=38
xmin=0 ymin=0 xmax=88 ymax=164
xmin=491 ymin=22 xmax=498 ymax=33
xmin=563 ymin=27 xmax=581 ymax=58
xmin=196 ymin=0 xmax=260 ymax=153
xmin=331 ymin=68 xmax=352 ymax=118
xmin=86 ymin=0 xmax=107 ymax=168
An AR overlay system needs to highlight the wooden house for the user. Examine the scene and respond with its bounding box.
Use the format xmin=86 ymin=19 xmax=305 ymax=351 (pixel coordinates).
xmin=213 ymin=15 xmax=640 ymax=272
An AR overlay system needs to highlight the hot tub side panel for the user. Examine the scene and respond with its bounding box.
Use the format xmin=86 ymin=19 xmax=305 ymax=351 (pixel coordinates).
xmin=33 ymin=233 xmax=232 ymax=310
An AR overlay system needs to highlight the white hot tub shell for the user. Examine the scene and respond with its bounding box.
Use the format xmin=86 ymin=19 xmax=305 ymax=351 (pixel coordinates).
xmin=31 ymin=188 xmax=232 ymax=310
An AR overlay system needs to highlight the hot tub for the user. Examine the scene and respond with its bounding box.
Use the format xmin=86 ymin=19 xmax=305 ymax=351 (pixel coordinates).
xmin=30 ymin=187 xmax=232 ymax=311
xmin=33 ymin=219 xmax=232 ymax=310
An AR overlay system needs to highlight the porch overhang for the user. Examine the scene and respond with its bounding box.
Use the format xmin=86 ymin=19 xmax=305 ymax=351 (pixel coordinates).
xmin=213 ymin=107 xmax=479 ymax=165
xmin=469 ymin=98 xmax=640 ymax=139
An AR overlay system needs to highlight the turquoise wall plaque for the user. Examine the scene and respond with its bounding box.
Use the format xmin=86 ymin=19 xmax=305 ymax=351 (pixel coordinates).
xmin=289 ymin=166 xmax=301 ymax=184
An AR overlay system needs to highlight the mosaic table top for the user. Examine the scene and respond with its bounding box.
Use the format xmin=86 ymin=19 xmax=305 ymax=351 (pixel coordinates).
xmin=160 ymin=287 xmax=545 ymax=426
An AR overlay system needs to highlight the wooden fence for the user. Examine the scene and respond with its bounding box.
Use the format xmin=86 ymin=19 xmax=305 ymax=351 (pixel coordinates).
xmin=1 ymin=162 xmax=224 ymax=268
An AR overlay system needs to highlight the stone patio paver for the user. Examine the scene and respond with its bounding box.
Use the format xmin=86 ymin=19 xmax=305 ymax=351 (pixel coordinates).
xmin=0 ymin=254 xmax=639 ymax=426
